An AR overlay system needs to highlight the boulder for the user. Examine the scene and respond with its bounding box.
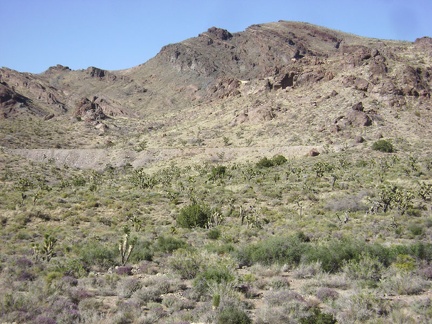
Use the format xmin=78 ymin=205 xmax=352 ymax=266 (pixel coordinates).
xmin=354 ymin=78 xmax=369 ymax=91
xmin=352 ymin=102 xmax=364 ymax=112
xmin=309 ymin=148 xmax=320 ymax=157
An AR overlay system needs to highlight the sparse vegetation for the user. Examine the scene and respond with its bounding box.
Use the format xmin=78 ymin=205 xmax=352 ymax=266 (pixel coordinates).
xmin=1 ymin=20 xmax=432 ymax=323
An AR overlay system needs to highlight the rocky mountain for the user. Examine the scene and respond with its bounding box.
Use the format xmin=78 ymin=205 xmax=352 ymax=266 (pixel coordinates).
xmin=1 ymin=21 xmax=431 ymax=167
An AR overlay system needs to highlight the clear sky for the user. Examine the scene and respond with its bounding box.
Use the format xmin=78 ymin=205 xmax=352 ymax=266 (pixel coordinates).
xmin=1 ymin=0 xmax=431 ymax=73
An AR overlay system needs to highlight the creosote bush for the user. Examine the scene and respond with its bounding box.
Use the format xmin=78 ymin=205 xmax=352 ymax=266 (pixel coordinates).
xmin=177 ymin=203 xmax=212 ymax=228
xmin=217 ymin=306 xmax=252 ymax=324
xmin=236 ymin=236 xmax=432 ymax=273
xmin=156 ymin=235 xmax=188 ymax=253
xmin=256 ymin=154 xmax=287 ymax=168
xmin=372 ymin=139 xmax=394 ymax=153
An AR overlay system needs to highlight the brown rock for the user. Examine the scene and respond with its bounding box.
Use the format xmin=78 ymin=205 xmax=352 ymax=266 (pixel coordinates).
xmin=346 ymin=110 xmax=372 ymax=127
xmin=354 ymin=78 xmax=369 ymax=91
xmin=354 ymin=135 xmax=365 ymax=143
xmin=352 ymin=102 xmax=364 ymax=111
xmin=309 ymin=148 xmax=320 ymax=156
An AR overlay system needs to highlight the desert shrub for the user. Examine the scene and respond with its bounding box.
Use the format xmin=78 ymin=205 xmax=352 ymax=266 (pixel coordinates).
xmin=207 ymin=228 xmax=221 ymax=240
xmin=162 ymin=294 xmax=195 ymax=311
xmin=177 ymin=203 xmax=212 ymax=228
xmin=418 ymin=265 xmax=432 ymax=279
xmin=71 ymin=175 xmax=86 ymax=186
xmin=117 ymin=277 xmax=142 ymax=298
xmin=292 ymin=261 xmax=323 ymax=279
xmin=206 ymin=242 xmax=235 ymax=255
xmin=303 ymin=238 xmax=372 ymax=273
xmin=335 ymin=291 xmax=388 ymax=323
xmin=269 ymin=276 xmax=290 ymax=290
xmin=255 ymin=289 xmax=309 ymax=323
xmin=256 ymin=157 xmax=274 ymax=168
xmin=372 ymin=139 xmax=394 ymax=153
xmin=217 ymin=306 xmax=252 ymax=324
xmin=316 ymin=287 xmax=339 ymax=302
xmin=55 ymin=258 xmax=87 ymax=278
xmin=210 ymin=166 xmax=227 ymax=180
xmin=236 ymin=235 xmax=307 ymax=267
xmin=312 ymin=161 xmax=334 ymax=178
xmin=379 ymin=271 xmax=429 ymax=295
xmin=115 ymin=266 xmax=133 ymax=276
xmin=169 ymin=249 xmax=203 ymax=279
xmin=300 ymin=307 xmax=337 ymax=324
xmin=128 ymin=239 xmax=153 ymax=262
xmin=256 ymin=155 xmax=287 ymax=168
xmin=408 ymin=223 xmax=424 ymax=236
xmin=342 ymin=253 xmax=384 ymax=282
xmin=132 ymin=286 xmax=164 ymax=304
xmin=325 ymin=193 xmax=368 ymax=212
xmin=156 ymin=235 xmax=187 ymax=253
xmin=193 ymin=265 xmax=235 ymax=296
xmin=271 ymin=154 xmax=287 ymax=166
xmin=392 ymin=254 xmax=417 ymax=272
xmin=78 ymin=241 xmax=116 ymax=270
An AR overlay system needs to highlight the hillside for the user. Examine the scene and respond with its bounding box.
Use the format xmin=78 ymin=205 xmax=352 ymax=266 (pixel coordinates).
xmin=1 ymin=21 xmax=431 ymax=167
xmin=1 ymin=21 xmax=432 ymax=324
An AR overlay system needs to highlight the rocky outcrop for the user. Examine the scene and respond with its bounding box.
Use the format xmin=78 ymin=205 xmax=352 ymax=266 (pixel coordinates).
xmin=0 ymin=67 xmax=67 ymax=117
xmin=208 ymin=78 xmax=241 ymax=99
xmin=203 ymin=27 xmax=233 ymax=41
xmin=333 ymin=102 xmax=373 ymax=131
xmin=75 ymin=97 xmax=107 ymax=121
xmin=87 ymin=67 xmax=106 ymax=78
xmin=0 ymin=83 xmax=29 ymax=118
xmin=44 ymin=64 xmax=71 ymax=74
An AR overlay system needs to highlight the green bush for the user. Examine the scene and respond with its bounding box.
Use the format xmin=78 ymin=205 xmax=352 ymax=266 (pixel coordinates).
xmin=79 ymin=241 xmax=116 ymax=269
xmin=271 ymin=154 xmax=288 ymax=166
xmin=156 ymin=236 xmax=187 ymax=253
xmin=300 ymin=307 xmax=337 ymax=324
xmin=256 ymin=157 xmax=274 ymax=168
xmin=210 ymin=166 xmax=227 ymax=180
xmin=129 ymin=239 xmax=153 ymax=262
xmin=236 ymin=235 xmax=432 ymax=272
xmin=372 ymin=139 xmax=394 ymax=153
xmin=194 ymin=265 xmax=234 ymax=285
xmin=194 ymin=265 xmax=235 ymax=296
xmin=408 ymin=224 xmax=424 ymax=236
xmin=177 ymin=203 xmax=212 ymax=228
xmin=217 ymin=306 xmax=252 ymax=324
xmin=256 ymin=155 xmax=287 ymax=168
xmin=207 ymin=228 xmax=221 ymax=240
xmin=169 ymin=249 xmax=203 ymax=279
xmin=302 ymin=239 xmax=366 ymax=273
xmin=236 ymin=235 xmax=307 ymax=267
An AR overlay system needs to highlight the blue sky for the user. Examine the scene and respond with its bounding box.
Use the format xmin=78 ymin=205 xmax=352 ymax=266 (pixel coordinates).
xmin=1 ymin=0 xmax=431 ymax=73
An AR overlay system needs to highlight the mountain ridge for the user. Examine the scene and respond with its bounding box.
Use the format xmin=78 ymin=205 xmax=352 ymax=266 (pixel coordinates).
xmin=1 ymin=20 xmax=431 ymax=168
